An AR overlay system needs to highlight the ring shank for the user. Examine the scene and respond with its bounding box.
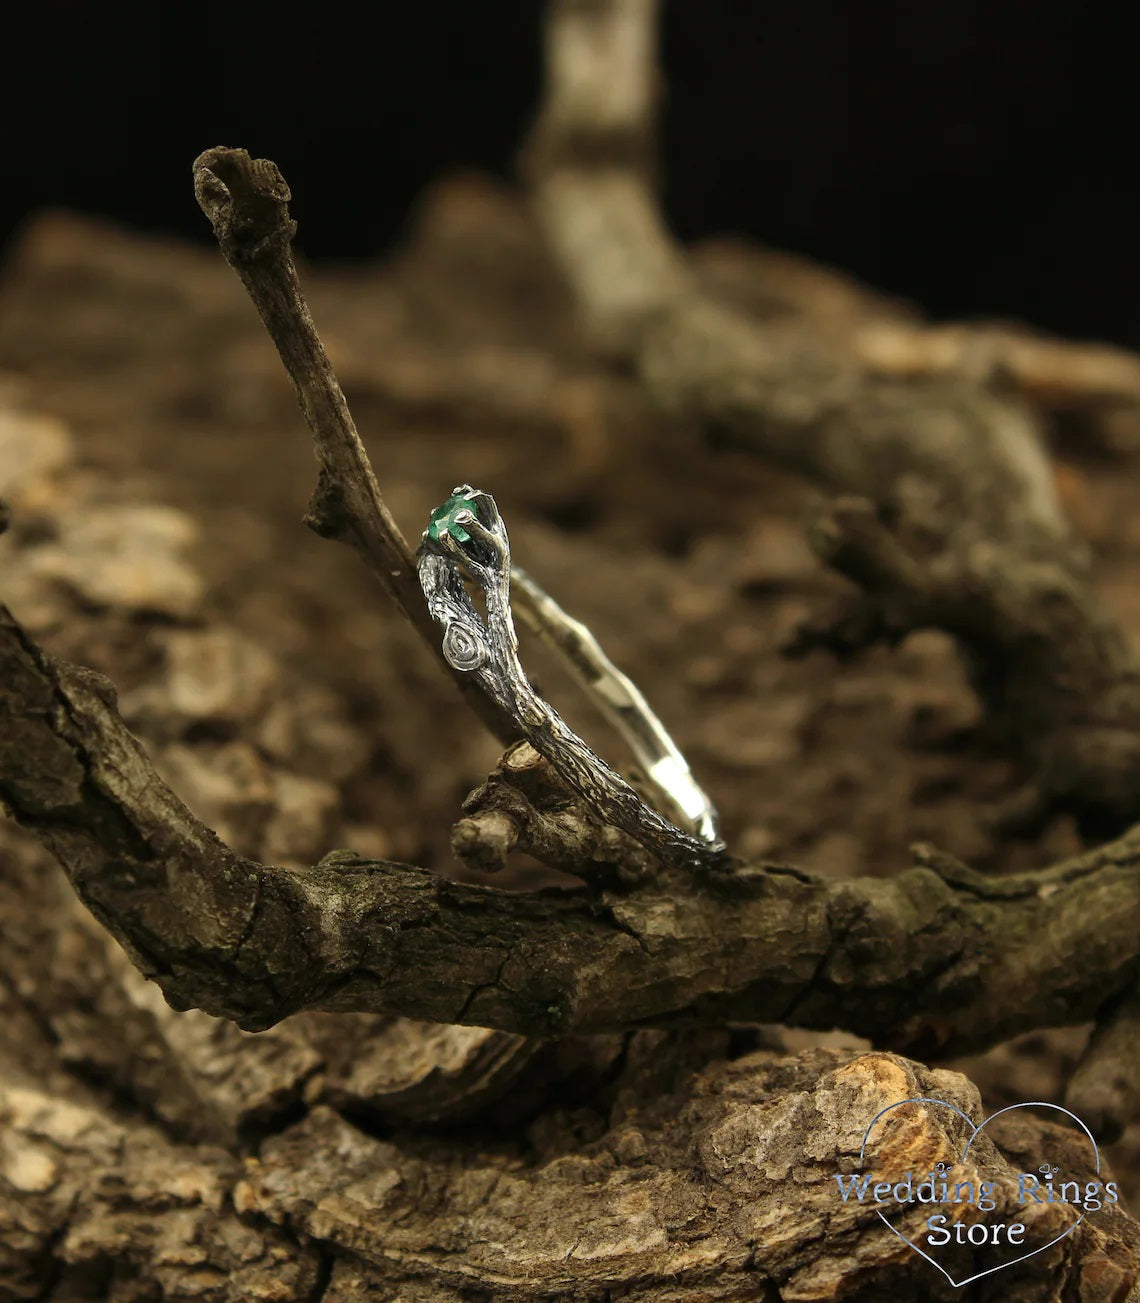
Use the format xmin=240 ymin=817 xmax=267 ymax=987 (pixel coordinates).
xmin=510 ymin=566 xmax=722 ymax=847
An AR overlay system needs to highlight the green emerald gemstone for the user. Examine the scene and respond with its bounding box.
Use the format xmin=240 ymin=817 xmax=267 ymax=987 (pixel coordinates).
xmin=427 ymin=493 xmax=479 ymax=543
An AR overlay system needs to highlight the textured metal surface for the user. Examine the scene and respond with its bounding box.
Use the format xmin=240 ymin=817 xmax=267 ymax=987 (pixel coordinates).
xmin=418 ymin=486 xmax=725 ymax=865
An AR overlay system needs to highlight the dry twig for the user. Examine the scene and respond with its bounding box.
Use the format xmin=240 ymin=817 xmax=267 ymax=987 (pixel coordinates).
xmin=192 ymin=147 xmax=518 ymax=747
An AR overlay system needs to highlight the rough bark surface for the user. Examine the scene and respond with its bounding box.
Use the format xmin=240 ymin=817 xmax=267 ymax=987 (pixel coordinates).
xmin=1 ymin=803 xmax=1137 ymax=1301
xmin=6 ymin=586 xmax=1140 ymax=1059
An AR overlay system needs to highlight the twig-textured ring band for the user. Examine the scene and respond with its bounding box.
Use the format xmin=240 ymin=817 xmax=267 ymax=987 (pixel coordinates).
xmin=417 ymin=486 xmax=725 ymax=864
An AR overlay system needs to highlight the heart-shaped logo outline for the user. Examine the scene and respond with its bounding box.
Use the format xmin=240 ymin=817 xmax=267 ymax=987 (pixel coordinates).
xmin=857 ymin=1097 xmax=1101 ymax=1289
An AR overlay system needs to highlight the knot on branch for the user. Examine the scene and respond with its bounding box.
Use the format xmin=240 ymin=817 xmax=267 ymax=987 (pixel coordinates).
xmin=454 ymin=740 xmax=654 ymax=883
xmin=193 ymin=147 xmax=297 ymax=263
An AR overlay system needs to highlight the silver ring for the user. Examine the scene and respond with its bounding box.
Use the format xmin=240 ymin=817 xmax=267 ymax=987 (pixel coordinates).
xmin=418 ymin=485 xmax=725 ymax=864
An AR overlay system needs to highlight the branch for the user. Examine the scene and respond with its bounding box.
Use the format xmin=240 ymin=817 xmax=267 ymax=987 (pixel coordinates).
xmin=525 ymin=0 xmax=1140 ymax=835
xmin=4 ymin=601 xmax=1140 ymax=1125
xmin=192 ymin=146 xmax=517 ymax=747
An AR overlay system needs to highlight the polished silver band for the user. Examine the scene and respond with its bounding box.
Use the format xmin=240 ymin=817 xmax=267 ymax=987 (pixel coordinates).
xmin=417 ymin=485 xmax=724 ymax=865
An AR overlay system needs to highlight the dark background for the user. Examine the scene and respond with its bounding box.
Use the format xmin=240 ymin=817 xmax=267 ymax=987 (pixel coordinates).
xmin=2 ymin=1 xmax=1136 ymax=345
